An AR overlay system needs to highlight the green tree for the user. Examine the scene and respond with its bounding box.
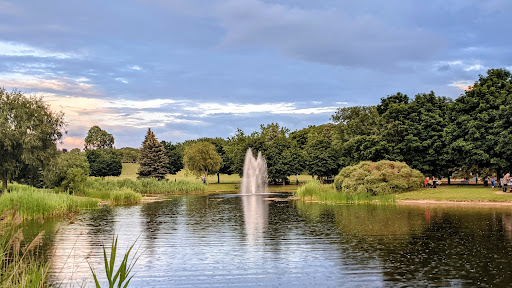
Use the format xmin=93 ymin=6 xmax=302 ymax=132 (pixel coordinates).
xmin=44 ymin=149 xmax=90 ymax=193
xmin=331 ymin=106 xmax=383 ymax=140
xmin=86 ymin=149 xmax=122 ymax=177
xmin=84 ymin=126 xmax=115 ymax=150
xmin=137 ymin=129 xmax=169 ymax=180
xmin=224 ymin=129 xmax=251 ymax=176
xmin=379 ymin=91 xmax=453 ymax=177
xmin=445 ymin=68 xmax=512 ymax=178
xmin=265 ymin=135 xmax=294 ymax=184
xmin=304 ymin=126 xmax=339 ymax=183
xmin=0 ymin=88 xmax=65 ymax=193
xmin=114 ymin=147 xmax=140 ymax=163
xmin=194 ymin=137 xmax=232 ymax=183
xmin=183 ymin=142 xmax=221 ymax=185
xmin=161 ymin=141 xmax=184 ymax=175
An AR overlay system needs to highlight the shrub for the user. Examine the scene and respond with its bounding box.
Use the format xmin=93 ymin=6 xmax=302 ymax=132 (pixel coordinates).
xmin=62 ymin=167 xmax=88 ymax=194
xmin=44 ymin=149 xmax=90 ymax=189
xmin=334 ymin=160 xmax=423 ymax=195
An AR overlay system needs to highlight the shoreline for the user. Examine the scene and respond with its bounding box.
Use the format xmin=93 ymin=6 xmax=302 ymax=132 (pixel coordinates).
xmin=398 ymin=199 xmax=512 ymax=207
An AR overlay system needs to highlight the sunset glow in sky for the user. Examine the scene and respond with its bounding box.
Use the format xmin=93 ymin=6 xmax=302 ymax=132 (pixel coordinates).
xmin=1 ymin=0 xmax=512 ymax=149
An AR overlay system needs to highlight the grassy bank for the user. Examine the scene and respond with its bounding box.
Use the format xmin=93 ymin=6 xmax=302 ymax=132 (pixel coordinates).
xmin=397 ymin=186 xmax=512 ymax=202
xmin=296 ymin=181 xmax=396 ymax=204
xmin=0 ymin=184 xmax=98 ymax=220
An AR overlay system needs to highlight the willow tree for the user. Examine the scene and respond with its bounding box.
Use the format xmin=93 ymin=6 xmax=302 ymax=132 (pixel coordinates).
xmin=183 ymin=142 xmax=221 ymax=185
xmin=137 ymin=129 xmax=169 ymax=180
xmin=0 ymin=88 xmax=65 ymax=193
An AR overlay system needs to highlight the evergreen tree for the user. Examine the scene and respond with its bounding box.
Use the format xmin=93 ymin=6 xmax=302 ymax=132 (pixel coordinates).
xmin=137 ymin=129 xmax=169 ymax=180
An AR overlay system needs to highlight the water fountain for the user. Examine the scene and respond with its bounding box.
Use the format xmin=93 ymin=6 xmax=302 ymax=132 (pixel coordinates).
xmin=241 ymin=148 xmax=268 ymax=194
xmin=240 ymin=148 xmax=269 ymax=244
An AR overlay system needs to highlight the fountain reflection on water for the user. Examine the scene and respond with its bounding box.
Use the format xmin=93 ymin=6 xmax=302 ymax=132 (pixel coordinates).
xmin=240 ymin=148 xmax=269 ymax=244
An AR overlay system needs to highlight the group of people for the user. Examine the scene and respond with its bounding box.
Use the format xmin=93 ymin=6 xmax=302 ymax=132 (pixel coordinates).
xmin=423 ymin=176 xmax=441 ymax=188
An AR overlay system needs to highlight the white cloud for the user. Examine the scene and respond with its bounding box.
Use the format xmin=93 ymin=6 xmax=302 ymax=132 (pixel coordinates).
xmin=1 ymin=73 xmax=99 ymax=95
xmin=449 ymin=80 xmax=473 ymax=91
xmin=115 ymin=77 xmax=128 ymax=84
xmin=464 ymin=64 xmax=485 ymax=71
xmin=106 ymin=99 xmax=177 ymax=109
xmin=435 ymin=60 xmax=486 ymax=72
xmin=130 ymin=65 xmax=143 ymax=71
xmin=184 ymin=101 xmax=336 ymax=116
xmin=0 ymin=41 xmax=80 ymax=59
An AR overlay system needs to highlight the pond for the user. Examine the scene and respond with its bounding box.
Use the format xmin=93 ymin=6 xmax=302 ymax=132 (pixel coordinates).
xmin=28 ymin=193 xmax=512 ymax=287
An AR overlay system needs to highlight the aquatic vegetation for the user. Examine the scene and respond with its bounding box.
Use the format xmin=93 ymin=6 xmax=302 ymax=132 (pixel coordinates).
xmin=86 ymin=178 xmax=206 ymax=195
xmin=109 ymin=188 xmax=142 ymax=205
xmin=0 ymin=184 xmax=98 ymax=219
xmin=89 ymin=236 xmax=141 ymax=288
xmin=0 ymin=210 xmax=49 ymax=287
xmin=296 ymin=180 xmax=395 ymax=204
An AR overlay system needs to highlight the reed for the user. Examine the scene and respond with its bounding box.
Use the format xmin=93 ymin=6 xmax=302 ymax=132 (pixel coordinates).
xmin=0 ymin=210 xmax=49 ymax=287
xmin=85 ymin=178 xmax=206 ymax=195
xmin=0 ymin=185 xmax=98 ymax=220
xmin=296 ymin=180 xmax=396 ymax=204
xmin=89 ymin=236 xmax=142 ymax=288
xmin=109 ymin=188 xmax=142 ymax=205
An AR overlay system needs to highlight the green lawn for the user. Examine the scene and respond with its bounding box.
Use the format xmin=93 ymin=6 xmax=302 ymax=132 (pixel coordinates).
xmin=111 ymin=163 xmax=312 ymax=192
xmin=397 ymin=186 xmax=512 ymax=202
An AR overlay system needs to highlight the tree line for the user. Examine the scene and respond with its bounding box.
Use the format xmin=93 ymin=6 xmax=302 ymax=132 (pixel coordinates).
xmin=2 ymin=68 xmax=512 ymax=193
xmin=158 ymin=68 xmax=512 ymax=183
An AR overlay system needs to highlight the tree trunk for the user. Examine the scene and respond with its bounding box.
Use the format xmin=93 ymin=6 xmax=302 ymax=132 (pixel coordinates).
xmin=217 ymin=173 xmax=220 ymax=184
xmin=448 ymin=176 xmax=451 ymax=185
xmin=205 ymin=169 xmax=209 ymax=185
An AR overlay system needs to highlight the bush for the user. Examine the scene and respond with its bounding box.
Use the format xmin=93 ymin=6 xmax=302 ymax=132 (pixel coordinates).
xmin=62 ymin=167 xmax=88 ymax=194
xmin=334 ymin=160 xmax=423 ymax=195
xmin=44 ymin=150 xmax=90 ymax=189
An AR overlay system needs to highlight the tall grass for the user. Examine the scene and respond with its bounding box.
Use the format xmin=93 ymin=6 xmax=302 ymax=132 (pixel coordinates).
xmin=89 ymin=236 xmax=142 ymax=288
xmin=0 ymin=210 xmax=49 ymax=287
xmin=296 ymin=180 xmax=396 ymax=204
xmin=0 ymin=184 xmax=99 ymax=220
xmin=86 ymin=178 xmax=206 ymax=195
xmin=109 ymin=188 xmax=142 ymax=205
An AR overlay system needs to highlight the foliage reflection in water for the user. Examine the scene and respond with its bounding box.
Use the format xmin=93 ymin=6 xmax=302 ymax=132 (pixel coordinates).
xmin=26 ymin=195 xmax=512 ymax=287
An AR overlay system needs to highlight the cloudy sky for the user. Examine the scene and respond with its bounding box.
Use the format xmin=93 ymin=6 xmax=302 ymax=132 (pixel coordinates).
xmin=1 ymin=0 xmax=511 ymax=149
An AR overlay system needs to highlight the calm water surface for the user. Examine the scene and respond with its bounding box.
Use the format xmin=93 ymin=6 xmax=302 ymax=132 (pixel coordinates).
xmin=31 ymin=193 xmax=512 ymax=287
